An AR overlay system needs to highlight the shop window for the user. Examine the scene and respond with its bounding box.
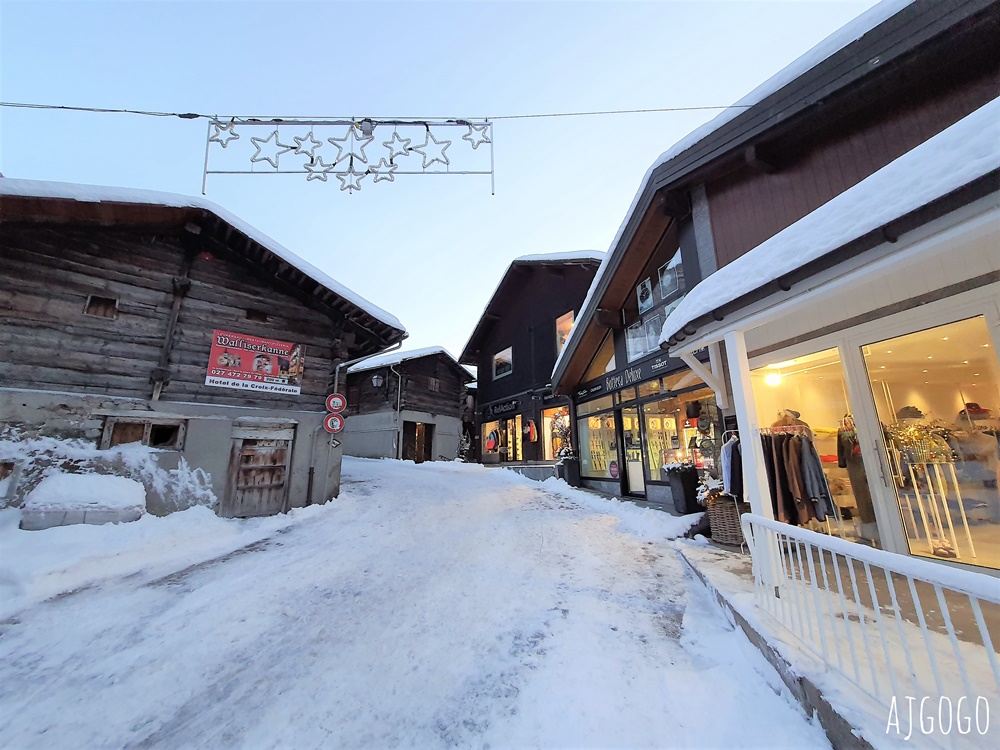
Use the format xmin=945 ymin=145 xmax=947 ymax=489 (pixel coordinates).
xmin=579 ymin=411 xmax=617 ymax=479
xmin=862 ymin=316 xmax=999 ymax=568
xmin=84 ymin=294 xmax=118 ymax=319
xmin=542 ymin=406 xmax=571 ymax=461
xmin=577 ymin=395 xmax=614 ymax=417
xmin=751 ymin=347 xmax=878 ymax=547
xmin=493 ymin=347 xmax=513 ymax=380
xmin=101 ymin=418 xmax=186 ymax=450
xmin=482 ymin=420 xmax=502 ymax=455
xmin=583 ymin=333 xmax=616 ymax=381
xmin=658 ymin=250 xmax=685 ymax=300
xmin=616 ymin=387 xmax=637 ymax=404
xmin=556 ymin=311 xmax=574 ymax=354
xmin=643 ymin=388 xmax=720 ymax=480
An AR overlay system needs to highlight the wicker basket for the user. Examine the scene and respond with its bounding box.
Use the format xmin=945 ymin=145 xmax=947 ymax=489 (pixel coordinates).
xmin=706 ymin=493 xmax=751 ymax=546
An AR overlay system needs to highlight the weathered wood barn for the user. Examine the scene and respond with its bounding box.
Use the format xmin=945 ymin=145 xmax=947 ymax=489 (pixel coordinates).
xmin=341 ymin=347 xmax=473 ymax=462
xmin=0 ymin=179 xmax=406 ymax=517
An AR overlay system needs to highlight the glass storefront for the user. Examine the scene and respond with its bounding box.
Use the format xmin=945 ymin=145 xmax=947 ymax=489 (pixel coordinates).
xmin=578 ymin=396 xmax=616 ymax=479
xmin=750 ymin=347 xmax=880 ymax=547
xmin=575 ymin=376 xmax=721 ymax=490
xmin=542 ymin=406 xmax=571 ymax=461
xmin=481 ymin=416 xmax=523 ymax=462
xmin=862 ymin=316 xmax=1000 ymax=569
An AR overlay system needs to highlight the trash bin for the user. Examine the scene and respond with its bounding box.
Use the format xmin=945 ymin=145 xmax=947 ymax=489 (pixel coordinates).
xmin=664 ymin=468 xmax=700 ymax=514
xmin=557 ymin=457 xmax=581 ymax=487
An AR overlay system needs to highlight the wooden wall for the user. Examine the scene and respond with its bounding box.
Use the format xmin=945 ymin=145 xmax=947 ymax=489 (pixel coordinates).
xmin=707 ymin=67 xmax=1000 ymax=267
xmin=0 ymin=222 xmax=349 ymax=411
xmin=346 ymin=354 xmax=465 ymax=418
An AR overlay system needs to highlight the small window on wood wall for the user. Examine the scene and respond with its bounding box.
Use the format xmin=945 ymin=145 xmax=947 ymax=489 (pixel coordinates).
xmin=101 ymin=418 xmax=186 ymax=450
xmin=84 ymin=295 xmax=118 ymax=319
xmin=428 ymin=377 xmax=440 ymax=392
xmin=246 ymin=309 xmax=268 ymax=323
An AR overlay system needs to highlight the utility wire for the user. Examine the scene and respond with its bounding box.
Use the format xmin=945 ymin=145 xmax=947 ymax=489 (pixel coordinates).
xmin=0 ymin=100 xmax=751 ymax=122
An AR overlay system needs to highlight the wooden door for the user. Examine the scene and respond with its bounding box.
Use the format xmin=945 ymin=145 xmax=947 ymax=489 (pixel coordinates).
xmin=222 ymin=438 xmax=291 ymax=517
xmin=402 ymin=421 xmax=417 ymax=461
xmin=419 ymin=423 xmax=435 ymax=463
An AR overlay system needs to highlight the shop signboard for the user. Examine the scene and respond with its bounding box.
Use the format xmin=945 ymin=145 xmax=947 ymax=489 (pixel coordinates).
xmin=575 ymin=350 xmax=709 ymax=401
xmin=484 ymin=399 xmax=520 ymax=419
xmin=205 ymin=330 xmax=304 ymax=395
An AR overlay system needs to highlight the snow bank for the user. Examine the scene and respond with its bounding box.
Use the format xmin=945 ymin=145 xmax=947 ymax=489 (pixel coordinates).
xmin=25 ymin=473 xmax=146 ymax=512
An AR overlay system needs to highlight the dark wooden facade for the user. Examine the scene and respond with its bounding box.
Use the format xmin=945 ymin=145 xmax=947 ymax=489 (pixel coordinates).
xmin=345 ymin=351 xmax=469 ymax=419
xmin=461 ymin=256 xmax=601 ymax=464
xmin=0 ymin=197 xmax=403 ymax=410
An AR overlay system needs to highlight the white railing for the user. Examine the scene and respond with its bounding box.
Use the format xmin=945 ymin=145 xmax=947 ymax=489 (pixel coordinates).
xmin=740 ymin=514 xmax=1000 ymax=722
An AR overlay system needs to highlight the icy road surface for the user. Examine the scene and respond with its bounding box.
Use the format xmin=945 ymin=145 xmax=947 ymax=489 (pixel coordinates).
xmin=0 ymin=458 xmax=829 ymax=749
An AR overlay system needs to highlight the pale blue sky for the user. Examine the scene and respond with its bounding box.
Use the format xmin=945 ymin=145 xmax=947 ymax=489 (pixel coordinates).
xmin=1 ymin=0 xmax=878 ymax=359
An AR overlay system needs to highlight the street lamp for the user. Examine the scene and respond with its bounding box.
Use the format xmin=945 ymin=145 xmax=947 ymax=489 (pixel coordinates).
xmin=371 ymin=372 xmax=384 ymax=388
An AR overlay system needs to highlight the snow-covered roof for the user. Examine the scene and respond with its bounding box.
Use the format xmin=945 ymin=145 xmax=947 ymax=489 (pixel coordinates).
xmin=659 ymin=95 xmax=1000 ymax=347
xmin=512 ymin=250 xmax=605 ymax=264
xmin=347 ymin=346 xmax=474 ymax=381
xmin=0 ymin=178 xmax=405 ymax=334
xmin=552 ymin=0 xmax=912 ymax=382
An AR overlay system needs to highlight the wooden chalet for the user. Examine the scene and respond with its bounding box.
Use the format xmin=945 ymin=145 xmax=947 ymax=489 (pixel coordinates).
xmin=460 ymin=251 xmax=602 ymax=478
xmin=341 ymin=347 xmax=473 ymax=463
xmin=0 ymin=179 xmax=406 ymax=517
xmin=552 ymin=0 xmax=1000 ymax=568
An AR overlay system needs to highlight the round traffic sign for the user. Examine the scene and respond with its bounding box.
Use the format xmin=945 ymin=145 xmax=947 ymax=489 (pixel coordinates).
xmin=323 ymin=412 xmax=346 ymax=433
xmin=326 ymin=393 xmax=347 ymax=413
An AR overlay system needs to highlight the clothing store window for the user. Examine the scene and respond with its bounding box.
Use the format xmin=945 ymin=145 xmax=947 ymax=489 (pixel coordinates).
xmin=578 ymin=409 xmax=617 ymax=479
xmin=493 ymin=347 xmax=513 ymax=380
xmin=556 ymin=312 xmax=574 ymax=355
xmin=583 ymin=333 xmax=616 ymax=382
xmin=750 ymin=347 xmax=879 ymax=547
xmin=542 ymin=406 xmax=570 ymax=461
xmin=643 ymin=387 xmax=721 ymax=480
xmin=482 ymin=420 xmax=502 ymax=456
xmin=862 ymin=316 xmax=999 ymax=569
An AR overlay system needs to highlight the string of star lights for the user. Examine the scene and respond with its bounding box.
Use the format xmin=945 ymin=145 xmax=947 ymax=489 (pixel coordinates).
xmin=1 ymin=101 xmax=753 ymax=195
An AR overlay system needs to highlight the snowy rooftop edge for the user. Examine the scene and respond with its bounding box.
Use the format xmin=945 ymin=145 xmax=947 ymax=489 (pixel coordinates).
xmin=552 ymin=0 xmax=912 ymax=380
xmin=512 ymin=250 xmax=605 ymax=264
xmin=0 ymin=178 xmax=405 ymax=333
xmin=347 ymin=345 xmax=473 ymax=379
xmin=659 ymin=95 xmax=1000 ymax=346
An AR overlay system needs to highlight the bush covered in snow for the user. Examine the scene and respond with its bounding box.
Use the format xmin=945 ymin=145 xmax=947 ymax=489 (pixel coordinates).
xmin=0 ymin=425 xmax=216 ymax=515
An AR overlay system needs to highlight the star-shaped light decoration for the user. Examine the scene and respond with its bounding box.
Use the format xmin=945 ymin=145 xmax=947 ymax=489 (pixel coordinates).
xmin=412 ymin=129 xmax=451 ymax=169
xmin=462 ymin=122 xmax=491 ymax=150
xmin=382 ymin=131 xmax=411 ymax=160
xmin=369 ymin=158 xmax=398 ymax=183
xmin=328 ymin=125 xmax=374 ymax=166
xmin=292 ymin=131 xmax=323 ymax=159
xmin=250 ymin=130 xmax=293 ymax=169
xmin=209 ymin=120 xmax=240 ymax=148
xmin=304 ymin=156 xmax=336 ymax=182
xmin=336 ymin=167 xmax=367 ymax=193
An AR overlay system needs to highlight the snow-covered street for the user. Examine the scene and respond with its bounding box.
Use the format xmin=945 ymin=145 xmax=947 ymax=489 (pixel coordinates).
xmin=0 ymin=459 xmax=828 ymax=749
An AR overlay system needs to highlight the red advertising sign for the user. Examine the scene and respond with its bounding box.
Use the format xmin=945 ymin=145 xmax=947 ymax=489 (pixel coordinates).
xmin=326 ymin=393 xmax=347 ymax=413
xmin=323 ymin=412 xmax=345 ymax=433
xmin=205 ymin=330 xmax=304 ymax=395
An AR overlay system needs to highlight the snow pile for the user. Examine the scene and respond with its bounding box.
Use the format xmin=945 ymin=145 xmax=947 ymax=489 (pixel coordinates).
xmin=660 ymin=95 xmax=1000 ymax=344
xmin=0 ymin=429 xmax=216 ymax=514
xmin=25 ymin=473 xmax=146 ymax=513
xmin=0 ymin=457 xmax=828 ymax=748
